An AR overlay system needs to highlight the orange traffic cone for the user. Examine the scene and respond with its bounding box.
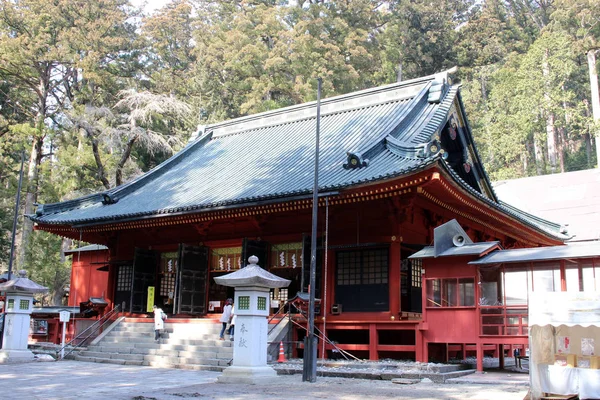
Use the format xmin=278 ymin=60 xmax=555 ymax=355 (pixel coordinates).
xmin=277 ymin=341 xmax=287 ymax=363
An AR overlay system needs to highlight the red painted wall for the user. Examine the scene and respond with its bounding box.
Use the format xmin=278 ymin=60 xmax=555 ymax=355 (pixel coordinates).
xmin=423 ymin=308 xmax=479 ymax=342
xmin=68 ymin=250 xmax=110 ymax=307
xmin=421 ymin=257 xmax=479 ymax=343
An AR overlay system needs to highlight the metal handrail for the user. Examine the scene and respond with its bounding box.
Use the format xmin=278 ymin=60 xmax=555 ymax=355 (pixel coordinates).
xmin=57 ymin=304 xmax=121 ymax=360
xmin=267 ymin=301 xmax=290 ymax=336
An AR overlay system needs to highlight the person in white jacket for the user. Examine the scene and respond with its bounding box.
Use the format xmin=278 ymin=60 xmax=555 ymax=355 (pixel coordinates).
xmin=219 ymin=298 xmax=233 ymax=340
xmin=228 ymin=308 xmax=236 ymax=341
xmin=153 ymin=305 xmax=166 ymax=341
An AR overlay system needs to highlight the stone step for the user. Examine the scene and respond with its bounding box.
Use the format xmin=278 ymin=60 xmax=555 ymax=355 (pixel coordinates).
xmin=144 ymin=354 xmax=230 ymax=366
xmin=115 ymin=324 xmax=222 ymax=333
xmin=72 ymin=320 xmax=235 ymax=371
xmin=97 ymin=337 xmax=233 ymax=349
xmin=73 ymin=354 xmax=144 ymax=366
xmin=79 ymin=351 xmax=145 ymax=361
xmin=86 ymin=345 xmax=232 ymax=358
xmin=144 ymin=360 xmax=225 ymax=372
xmin=106 ymin=331 xmax=225 ymax=341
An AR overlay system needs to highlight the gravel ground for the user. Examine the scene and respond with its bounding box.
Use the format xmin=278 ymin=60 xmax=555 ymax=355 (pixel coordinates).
xmin=127 ymin=375 xmax=528 ymax=400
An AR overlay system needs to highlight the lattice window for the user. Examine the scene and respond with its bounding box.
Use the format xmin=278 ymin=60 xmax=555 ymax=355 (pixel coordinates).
xmin=238 ymin=296 xmax=250 ymax=310
xmin=270 ymin=242 xmax=303 ymax=269
xmin=257 ymin=296 xmax=267 ymax=311
xmin=117 ymin=265 xmax=133 ymax=291
xmin=411 ymin=259 xmax=422 ymax=288
xmin=211 ymin=247 xmax=242 ymax=271
xmin=7 ymin=299 xmax=14 ymax=310
xmin=271 ymin=288 xmax=288 ymax=302
xmin=337 ymin=248 xmax=388 ymax=286
xmin=19 ymin=299 xmax=29 ymax=310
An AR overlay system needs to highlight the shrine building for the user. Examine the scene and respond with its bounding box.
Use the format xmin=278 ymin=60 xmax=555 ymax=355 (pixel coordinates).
xmin=29 ymin=69 xmax=600 ymax=370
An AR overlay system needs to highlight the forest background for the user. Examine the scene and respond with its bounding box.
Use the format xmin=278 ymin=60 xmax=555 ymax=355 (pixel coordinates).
xmin=1 ymin=0 xmax=599 ymax=304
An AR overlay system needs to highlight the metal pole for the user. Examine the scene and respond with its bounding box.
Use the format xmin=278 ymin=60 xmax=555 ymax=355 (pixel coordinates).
xmin=303 ymin=77 xmax=321 ymax=383
xmin=8 ymin=150 xmax=26 ymax=281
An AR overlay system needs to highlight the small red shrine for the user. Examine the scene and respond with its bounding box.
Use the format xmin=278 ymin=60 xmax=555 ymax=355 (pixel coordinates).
xmin=29 ymin=69 xmax=600 ymax=369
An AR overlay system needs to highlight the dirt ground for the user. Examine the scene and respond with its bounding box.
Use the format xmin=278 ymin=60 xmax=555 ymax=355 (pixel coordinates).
xmin=126 ymin=375 xmax=528 ymax=400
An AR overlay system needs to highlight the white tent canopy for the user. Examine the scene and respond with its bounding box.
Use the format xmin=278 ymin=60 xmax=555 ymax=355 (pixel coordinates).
xmin=529 ymin=291 xmax=600 ymax=327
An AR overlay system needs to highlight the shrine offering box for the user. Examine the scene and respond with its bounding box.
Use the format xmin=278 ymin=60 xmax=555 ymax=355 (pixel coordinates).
xmin=576 ymin=356 xmax=600 ymax=369
xmin=554 ymin=354 xmax=576 ymax=367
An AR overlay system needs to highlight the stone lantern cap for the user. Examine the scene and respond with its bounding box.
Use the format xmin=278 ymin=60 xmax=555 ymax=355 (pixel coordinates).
xmin=0 ymin=270 xmax=48 ymax=294
xmin=214 ymin=256 xmax=291 ymax=288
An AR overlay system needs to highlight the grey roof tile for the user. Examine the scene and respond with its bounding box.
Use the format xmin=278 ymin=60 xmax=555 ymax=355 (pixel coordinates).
xmin=29 ymin=70 xmax=566 ymax=242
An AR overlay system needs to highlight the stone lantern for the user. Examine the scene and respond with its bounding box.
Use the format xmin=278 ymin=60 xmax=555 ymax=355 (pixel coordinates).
xmin=214 ymin=255 xmax=290 ymax=384
xmin=0 ymin=270 xmax=48 ymax=363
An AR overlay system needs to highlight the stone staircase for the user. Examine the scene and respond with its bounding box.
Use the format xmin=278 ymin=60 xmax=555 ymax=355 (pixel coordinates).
xmin=71 ymin=320 xmax=233 ymax=371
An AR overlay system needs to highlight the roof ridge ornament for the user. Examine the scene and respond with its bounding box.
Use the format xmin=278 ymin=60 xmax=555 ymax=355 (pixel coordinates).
xmin=101 ymin=192 xmax=118 ymax=205
xmin=343 ymin=152 xmax=369 ymax=169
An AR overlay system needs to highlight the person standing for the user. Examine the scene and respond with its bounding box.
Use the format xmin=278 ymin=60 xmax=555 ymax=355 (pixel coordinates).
xmin=219 ymin=298 xmax=233 ymax=340
xmin=228 ymin=308 xmax=236 ymax=342
xmin=153 ymin=305 xmax=166 ymax=342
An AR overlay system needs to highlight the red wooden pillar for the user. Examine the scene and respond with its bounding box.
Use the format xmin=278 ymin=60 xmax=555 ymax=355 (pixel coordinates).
xmin=461 ymin=343 xmax=466 ymax=360
xmin=369 ymin=324 xmax=378 ymax=361
xmin=476 ymin=342 xmax=484 ymax=372
xmin=415 ymin=328 xmax=424 ymax=362
xmin=389 ymin=241 xmax=401 ymax=317
xmin=52 ymin=319 xmax=60 ymax=344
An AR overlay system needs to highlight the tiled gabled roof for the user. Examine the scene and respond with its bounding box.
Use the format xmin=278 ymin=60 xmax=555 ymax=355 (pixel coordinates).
xmin=33 ymin=72 xmax=456 ymax=226
xmin=28 ymin=70 xmax=566 ymax=242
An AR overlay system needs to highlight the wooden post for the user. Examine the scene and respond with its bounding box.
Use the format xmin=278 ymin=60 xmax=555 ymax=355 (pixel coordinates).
xmin=369 ymin=324 xmax=378 ymax=361
xmin=476 ymin=342 xmax=484 ymax=372
xmin=389 ymin=241 xmax=401 ymax=316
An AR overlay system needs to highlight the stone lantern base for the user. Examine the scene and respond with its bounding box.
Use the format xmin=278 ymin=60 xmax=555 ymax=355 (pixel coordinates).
xmin=0 ymin=349 xmax=36 ymax=364
xmin=217 ymin=365 xmax=278 ymax=384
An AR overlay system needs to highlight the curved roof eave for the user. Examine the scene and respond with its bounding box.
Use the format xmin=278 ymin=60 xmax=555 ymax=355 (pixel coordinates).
xmin=33 ymin=158 xmax=440 ymax=228
xmin=436 ymin=160 xmax=569 ymax=242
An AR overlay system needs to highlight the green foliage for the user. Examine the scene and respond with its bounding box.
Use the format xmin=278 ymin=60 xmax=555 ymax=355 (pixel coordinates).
xmin=24 ymin=231 xmax=70 ymax=306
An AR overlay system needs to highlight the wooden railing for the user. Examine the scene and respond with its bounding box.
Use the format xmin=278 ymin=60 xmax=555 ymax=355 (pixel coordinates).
xmin=479 ymin=305 xmax=528 ymax=336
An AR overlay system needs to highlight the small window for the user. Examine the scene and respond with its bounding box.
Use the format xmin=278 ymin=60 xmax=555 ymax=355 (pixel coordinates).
xmin=19 ymin=299 xmax=29 ymax=310
xmin=238 ymin=296 xmax=250 ymax=310
xmin=412 ymin=259 xmax=422 ymax=288
xmin=7 ymin=299 xmax=14 ymax=310
xmin=426 ymin=278 xmax=475 ymax=308
xmin=271 ymin=288 xmax=288 ymax=303
xmin=257 ymin=296 xmax=267 ymax=311
xmin=117 ymin=265 xmax=133 ymax=291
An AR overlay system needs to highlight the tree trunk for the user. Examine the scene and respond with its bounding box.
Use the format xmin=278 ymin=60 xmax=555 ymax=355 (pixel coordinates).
xmin=587 ymin=49 xmax=600 ymax=168
xmin=584 ymin=99 xmax=593 ymax=168
xmin=18 ymin=134 xmax=43 ymax=268
xmin=91 ymin=137 xmax=111 ymax=190
xmin=543 ymin=49 xmax=557 ymax=172
xmin=397 ymin=59 xmax=403 ymax=82
xmin=115 ymin=137 xmax=137 ymax=186
xmin=18 ymin=69 xmax=50 ymax=268
xmin=557 ymin=126 xmax=566 ymax=173
xmin=480 ymin=69 xmax=489 ymax=112
xmin=533 ymin=135 xmax=544 ymax=175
